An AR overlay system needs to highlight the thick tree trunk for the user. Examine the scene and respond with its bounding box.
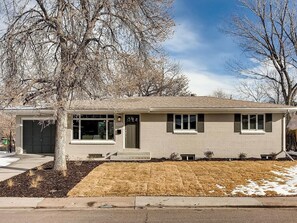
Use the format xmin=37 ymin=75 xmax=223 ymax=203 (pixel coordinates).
xmin=54 ymin=105 xmax=67 ymax=171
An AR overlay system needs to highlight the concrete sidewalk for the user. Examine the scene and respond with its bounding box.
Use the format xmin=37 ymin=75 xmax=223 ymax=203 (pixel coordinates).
xmin=0 ymin=197 xmax=297 ymax=209
xmin=0 ymin=154 xmax=53 ymax=181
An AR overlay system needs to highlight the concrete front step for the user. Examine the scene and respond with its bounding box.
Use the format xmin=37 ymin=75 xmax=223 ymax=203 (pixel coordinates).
xmin=110 ymin=156 xmax=151 ymax=161
xmin=110 ymin=155 xmax=151 ymax=161
xmin=110 ymin=151 xmax=151 ymax=161
xmin=117 ymin=151 xmax=150 ymax=156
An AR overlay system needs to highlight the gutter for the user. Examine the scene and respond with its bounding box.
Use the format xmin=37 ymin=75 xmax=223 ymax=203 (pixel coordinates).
xmin=3 ymin=108 xmax=151 ymax=115
xmin=3 ymin=109 xmax=54 ymax=115
xmin=66 ymin=109 xmax=151 ymax=114
xmin=149 ymin=107 xmax=297 ymax=113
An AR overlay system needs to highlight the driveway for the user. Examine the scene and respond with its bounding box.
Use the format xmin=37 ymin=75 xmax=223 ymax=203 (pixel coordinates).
xmin=0 ymin=154 xmax=53 ymax=181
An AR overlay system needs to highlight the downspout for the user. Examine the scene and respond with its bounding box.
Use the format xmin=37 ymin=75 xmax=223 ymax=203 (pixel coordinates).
xmin=280 ymin=112 xmax=294 ymax=161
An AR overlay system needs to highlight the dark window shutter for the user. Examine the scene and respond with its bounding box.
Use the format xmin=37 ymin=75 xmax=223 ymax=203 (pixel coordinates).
xmin=234 ymin=114 xmax=241 ymax=133
xmin=265 ymin=113 xmax=272 ymax=132
xmin=197 ymin=114 xmax=205 ymax=132
xmin=167 ymin=114 xmax=174 ymax=133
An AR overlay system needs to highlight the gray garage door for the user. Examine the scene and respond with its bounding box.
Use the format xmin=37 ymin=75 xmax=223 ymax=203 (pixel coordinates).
xmin=23 ymin=120 xmax=56 ymax=154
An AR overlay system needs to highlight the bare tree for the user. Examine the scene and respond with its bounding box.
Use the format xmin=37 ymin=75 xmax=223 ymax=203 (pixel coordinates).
xmin=0 ymin=113 xmax=15 ymax=152
xmin=211 ymin=89 xmax=231 ymax=99
xmin=227 ymin=0 xmax=297 ymax=106
xmin=106 ymin=55 xmax=190 ymax=97
xmin=237 ymin=77 xmax=283 ymax=104
xmin=0 ymin=0 xmax=174 ymax=170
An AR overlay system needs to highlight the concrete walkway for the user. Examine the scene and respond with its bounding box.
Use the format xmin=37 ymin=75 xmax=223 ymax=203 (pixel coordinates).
xmin=0 ymin=154 xmax=53 ymax=181
xmin=0 ymin=197 xmax=297 ymax=209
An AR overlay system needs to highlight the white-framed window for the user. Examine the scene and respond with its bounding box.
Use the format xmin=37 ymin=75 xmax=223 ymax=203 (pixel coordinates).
xmin=241 ymin=114 xmax=264 ymax=131
xmin=174 ymin=114 xmax=197 ymax=130
xmin=72 ymin=114 xmax=114 ymax=140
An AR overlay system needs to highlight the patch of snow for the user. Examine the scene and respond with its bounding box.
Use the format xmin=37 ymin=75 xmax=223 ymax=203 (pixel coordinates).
xmin=0 ymin=152 xmax=16 ymax=158
xmin=288 ymin=151 xmax=297 ymax=156
xmin=0 ymin=154 xmax=19 ymax=167
xmin=216 ymin=184 xmax=225 ymax=189
xmin=232 ymin=165 xmax=297 ymax=196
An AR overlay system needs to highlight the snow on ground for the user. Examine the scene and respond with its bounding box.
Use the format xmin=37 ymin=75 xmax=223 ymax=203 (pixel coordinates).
xmin=0 ymin=157 xmax=19 ymax=167
xmin=0 ymin=153 xmax=19 ymax=167
xmin=288 ymin=151 xmax=297 ymax=157
xmin=216 ymin=184 xmax=225 ymax=190
xmin=232 ymin=165 xmax=297 ymax=196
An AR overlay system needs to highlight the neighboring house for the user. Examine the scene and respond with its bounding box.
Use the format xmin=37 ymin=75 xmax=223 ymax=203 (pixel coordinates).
xmin=7 ymin=96 xmax=297 ymax=160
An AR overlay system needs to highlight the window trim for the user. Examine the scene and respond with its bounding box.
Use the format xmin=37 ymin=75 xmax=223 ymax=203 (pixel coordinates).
xmin=173 ymin=114 xmax=198 ymax=133
xmin=241 ymin=114 xmax=265 ymax=133
xmin=71 ymin=114 xmax=115 ymax=143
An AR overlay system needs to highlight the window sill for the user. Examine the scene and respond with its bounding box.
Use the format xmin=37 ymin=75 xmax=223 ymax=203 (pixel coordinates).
xmin=173 ymin=130 xmax=198 ymax=134
xmin=241 ymin=130 xmax=265 ymax=135
xmin=70 ymin=140 xmax=116 ymax=145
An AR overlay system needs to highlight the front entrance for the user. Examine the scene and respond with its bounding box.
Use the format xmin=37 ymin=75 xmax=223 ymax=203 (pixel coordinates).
xmin=125 ymin=115 xmax=140 ymax=149
xmin=23 ymin=120 xmax=56 ymax=154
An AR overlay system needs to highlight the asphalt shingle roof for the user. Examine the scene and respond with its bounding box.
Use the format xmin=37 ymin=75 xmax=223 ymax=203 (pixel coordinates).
xmin=69 ymin=96 xmax=294 ymax=111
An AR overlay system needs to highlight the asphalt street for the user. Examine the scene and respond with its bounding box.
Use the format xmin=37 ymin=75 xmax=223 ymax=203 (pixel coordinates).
xmin=1 ymin=208 xmax=297 ymax=223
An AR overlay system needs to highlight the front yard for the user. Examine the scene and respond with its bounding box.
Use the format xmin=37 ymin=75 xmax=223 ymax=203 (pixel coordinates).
xmin=0 ymin=161 xmax=100 ymax=197
xmin=1 ymin=160 xmax=297 ymax=197
xmin=68 ymin=161 xmax=297 ymax=197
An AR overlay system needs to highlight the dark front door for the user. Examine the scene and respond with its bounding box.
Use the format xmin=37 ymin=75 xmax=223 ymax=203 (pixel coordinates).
xmin=23 ymin=120 xmax=56 ymax=154
xmin=125 ymin=115 xmax=140 ymax=148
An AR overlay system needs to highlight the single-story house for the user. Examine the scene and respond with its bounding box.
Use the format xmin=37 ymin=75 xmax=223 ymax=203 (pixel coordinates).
xmin=7 ymin=96 xmax=297 ymax=160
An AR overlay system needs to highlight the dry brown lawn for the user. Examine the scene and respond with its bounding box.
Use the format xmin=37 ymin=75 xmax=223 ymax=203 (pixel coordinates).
xmin=67 ymin=161 xmax=297 ymax=197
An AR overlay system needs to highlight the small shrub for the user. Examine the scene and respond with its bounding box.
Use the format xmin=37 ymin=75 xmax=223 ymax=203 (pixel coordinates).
xmin=239 ymin=153 xmax=247 ymax=160
xmin=204 ymin=151 xmax=214 ymax=160
xmin=27 ymin=170 xmax=35 ymax=177
xmin=37 ymin=165 xmax=44 ymax=171
xmin=61 ymin=170 xmax=67 ymax=177
xmin=74 ymin=159 xmax=83 ymax=166
xmin=7 ymin=179 xmax=14 ymax=188
xmin=169 ymin=152 xmax=181 ymax=161
xmin=270 ymin=152 xmax=277 ymax=160
xmin=35 ymin=175 xmax=43 ymax=182
xmin=30 ymin=178 xmax=39 ymax=188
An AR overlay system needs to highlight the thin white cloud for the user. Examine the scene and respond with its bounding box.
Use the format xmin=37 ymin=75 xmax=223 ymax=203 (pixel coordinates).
xmin=165 ymin=21 xmax=202 ymax=53
xmin=178 ymin=58 xmax=208 ymax=72
xmin=186 ymin=70 xmax=236 ymax=96
xmin=241 ymin=59 xmax=277 ymax=78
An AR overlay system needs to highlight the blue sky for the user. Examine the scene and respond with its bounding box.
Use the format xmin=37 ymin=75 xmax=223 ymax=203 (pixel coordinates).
xmin=164 ymin=0 xmax=244 ymax=95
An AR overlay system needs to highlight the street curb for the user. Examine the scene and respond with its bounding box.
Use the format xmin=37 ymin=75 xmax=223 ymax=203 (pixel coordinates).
xmin=2 ymin=206 xmax=297 ymax=210
xmin=0 ymin=197 xmax=297 ymax=209
xmin=3 ymin=205 xmax=297 ymax=209
xmin=0 ymin=197 xmax=44 ymax=209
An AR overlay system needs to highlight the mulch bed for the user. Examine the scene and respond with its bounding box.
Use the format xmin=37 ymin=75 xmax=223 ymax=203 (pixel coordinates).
xmin=0 ymin=161 xmax=102 ymax=197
